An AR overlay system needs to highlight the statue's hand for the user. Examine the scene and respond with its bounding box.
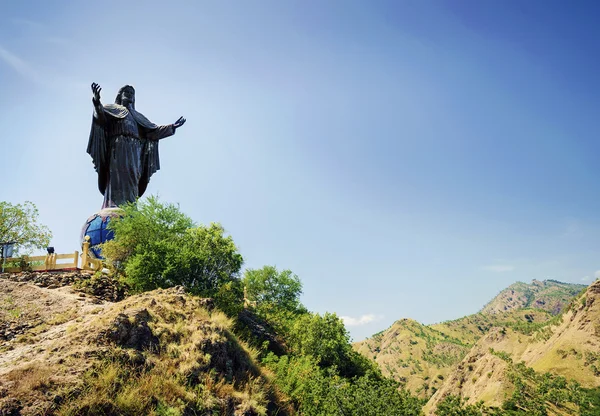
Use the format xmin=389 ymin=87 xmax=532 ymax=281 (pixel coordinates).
xmin=173 ymin=116 xmax=186 ymax=129
xmin=91 ymin=82 xmax=102 ymax=104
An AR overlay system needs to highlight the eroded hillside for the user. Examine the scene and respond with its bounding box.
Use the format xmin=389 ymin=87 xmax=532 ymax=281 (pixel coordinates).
xmin=354 ymin=318 xmax=469 ymax=398
xmin=425 ymin=279 xmax=600 ymax=414
xmin=354 ymin=280 xmax=587 ymax=403
xmin=480 ymin=279 xmax=585 ymax=315
xmin=0 ymin=272 xmax=290 ymax=416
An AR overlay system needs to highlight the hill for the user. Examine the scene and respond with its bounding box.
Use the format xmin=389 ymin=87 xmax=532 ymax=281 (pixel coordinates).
xmin=354 ymin=318 xmax=470 ymax=397
xmin=354 ymin=280 xmax=587 ymax=402
xmin=425 ymin=279 xmax=600 ymax=414
xmin=354 ymin=308 xmax=555 ymax=399
xmin=480 ymin=279 xmax=586 ymax=315
xmin=0 ymin=272 xmax=290 ymax=415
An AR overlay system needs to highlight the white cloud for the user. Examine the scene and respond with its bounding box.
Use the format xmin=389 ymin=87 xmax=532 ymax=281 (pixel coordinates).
xmin=582 ymin=276 xmax=590 ymax=282
xmin=0 ymin=45 xmax=42 ymax=84
xmin=482 ymin=265 xmax=515 ymax=273
xmin=341 ymin=314 xmax=383 ymax=327
xmin=595 ymin=270 xmax=600 ymax=280
xmin=11 ymin=18 xmax=46 ymax=31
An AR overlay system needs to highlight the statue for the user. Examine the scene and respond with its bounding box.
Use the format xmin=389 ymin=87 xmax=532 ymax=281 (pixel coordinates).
xmin=87 ymin=83 xmax=186 ymax=208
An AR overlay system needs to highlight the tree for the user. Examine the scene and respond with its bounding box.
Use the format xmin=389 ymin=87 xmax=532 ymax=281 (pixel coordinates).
xmin=0 ymin=201 xmax=52 ymax=255
xmin=101 ymin=196 xmax=243 ymax=298
xmin=287 ymin=312 xmax=371 ymax=377
xmin=288 ymin=312 xmax=350 ymax=369
xmin=435 ymin=395 xmax=485 ymax=416
xmin=264 ymin=354 xmax=422 ymax=416
xmin=243 ymin=266 xmax=303 ymax=312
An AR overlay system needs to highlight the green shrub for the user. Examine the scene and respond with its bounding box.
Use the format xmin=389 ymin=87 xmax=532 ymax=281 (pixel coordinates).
xmin=101 ymin=196 xmax=243 ymax=302
xmin=243 ymin=266 xmax=303 ymax=315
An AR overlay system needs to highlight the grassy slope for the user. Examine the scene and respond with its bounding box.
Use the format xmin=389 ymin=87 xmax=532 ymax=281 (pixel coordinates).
xmin=354 ymin=318 xmax=469 ymax=398
xmin=354 ymin=280 xmax=584 ymax=400
xmin=0 ymin=278 xmax=291 ymax=416
xmin=426 ymin=281 xmax=600 ymax=415
xmin=480 ymin=280 xmax=586 ymax=315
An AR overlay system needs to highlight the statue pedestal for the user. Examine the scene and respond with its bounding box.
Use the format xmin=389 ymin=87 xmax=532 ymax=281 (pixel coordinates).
xmin=80 ymin=207 xmax=123 ymax=259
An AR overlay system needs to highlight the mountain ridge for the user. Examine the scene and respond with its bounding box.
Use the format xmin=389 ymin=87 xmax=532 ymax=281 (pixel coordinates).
xmin=480 ymin=279 xmax=586 ymax=315
xmin=354 ymin=279 xmax=591 ymax=404
xmin=425 ymin=278 xmax=600 ymax=414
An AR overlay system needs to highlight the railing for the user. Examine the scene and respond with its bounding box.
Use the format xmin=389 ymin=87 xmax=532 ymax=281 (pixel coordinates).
xmin=1 ymin=236 xmax=102 ymax=273
xmin=81 ymin=236 xmax=103 ymax=272
xmin=2 ymin=252 xmax=79 ymax=273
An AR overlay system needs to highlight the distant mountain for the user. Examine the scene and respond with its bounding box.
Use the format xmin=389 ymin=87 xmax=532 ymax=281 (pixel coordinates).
xmin=354 ymin=309 xmax=555 ymax=399
xmin=354 ymin=280 xmax=588 ymax=402
xmin=480 ymin=279 xmax=586 ymax=315
xmin=354 ymin=318 xmax=471 ymax=397
xmin=425 ymin=280 xmax=600 ymax=414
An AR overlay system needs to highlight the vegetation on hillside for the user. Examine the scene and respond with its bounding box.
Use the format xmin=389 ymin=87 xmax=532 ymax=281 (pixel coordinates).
xmin=0 ymin=201 xmax=52 ymax=255
xmin=101 ymin=197 xmax=245 ymax=317
xmin=488 ymin=349 xmax=600 ymax=415
xmin=97 ymin=196 xmax=425 ymax=415
xmin=1 ymin=196 xmax=598 ymax=415
xmin=354 ymin=318 xmax=471 ymax=398
xmin=480 ymin=280 xmax=586 ymax=316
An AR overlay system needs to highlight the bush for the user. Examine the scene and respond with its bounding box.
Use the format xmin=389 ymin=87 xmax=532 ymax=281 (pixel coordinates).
xmin=243 ymin=266 xmax=303 ymax=314
xmin=286 ymin=312 xmax=372 ymax=377
xmin=263 ymin=354 xmax=423 ymax=416
xmin=101 ymin=196 xmax=243 ymax=302
xmin=435 ymin=395 xmax=485 ymax=416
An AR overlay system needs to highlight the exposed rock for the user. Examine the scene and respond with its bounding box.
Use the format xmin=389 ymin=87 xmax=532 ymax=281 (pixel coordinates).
xmin=104 ymin=309 xmax=158 ymax=350
xmin=238 ymin=309 xmax=286 ymax=356
xmin=0 ymin=271 xmax=128 ymax=303
xmin=0 ymin=397 xmax=22 ymax=416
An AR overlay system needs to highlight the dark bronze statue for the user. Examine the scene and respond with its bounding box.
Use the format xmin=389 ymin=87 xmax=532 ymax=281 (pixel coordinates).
xmin=87 ymin=83 xmax=186 ymax=208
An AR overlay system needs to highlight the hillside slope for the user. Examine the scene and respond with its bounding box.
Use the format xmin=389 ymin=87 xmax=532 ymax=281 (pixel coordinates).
xmin=480 ymin=279 xmax=585 ymax=315
xmin=426 ymin=279 xmax=600 ymax=414
xmin=354 ymin=280 xmax=584 ymax=400
xmin=354 ymin=318 xmax=469 ymax=397
xmin=0 ymin=273 xmax=290 ymax=415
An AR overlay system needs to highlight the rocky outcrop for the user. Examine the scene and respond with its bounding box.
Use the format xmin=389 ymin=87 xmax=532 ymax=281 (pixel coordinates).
xmin=0 ymin=282 xmax=283 ymax=415
xmin=103 ymin=309 xmax=159 ymax=350
xmin=0 ymin=271 xmax=127 ymax=302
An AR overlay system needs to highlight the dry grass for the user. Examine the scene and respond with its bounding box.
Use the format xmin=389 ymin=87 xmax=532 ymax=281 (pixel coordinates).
xmin=47 ymin=308 xmax=79 ymax=325
xmin=0 ymin=279 xmax=291 ymax=415
xmin=6 ymin=363 xmax=55 ymax=395
xmin=53 ymin=289 xmax=283 ymax=415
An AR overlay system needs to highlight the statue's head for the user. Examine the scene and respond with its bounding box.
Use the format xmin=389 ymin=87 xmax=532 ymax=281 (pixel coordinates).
xmin=115 ymin=85 xmax=135 ymax=107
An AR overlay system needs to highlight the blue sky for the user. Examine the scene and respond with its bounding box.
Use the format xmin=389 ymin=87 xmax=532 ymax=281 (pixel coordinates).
xmin=1 ymin=0 xmax=599 ymax=341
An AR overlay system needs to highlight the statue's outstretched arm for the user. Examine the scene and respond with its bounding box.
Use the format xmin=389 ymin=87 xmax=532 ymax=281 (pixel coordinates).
xmin=146 ymin=124 xmax=176 ymax=141
xmin=146 ymin=117 xmax=185 ymax=141
xmin=91 ymin=82 xmax=106 ymax=123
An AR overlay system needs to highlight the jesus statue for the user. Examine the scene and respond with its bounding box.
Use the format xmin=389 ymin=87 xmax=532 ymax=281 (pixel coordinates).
xmin=87 ymin=83 xmax=186 ymax=208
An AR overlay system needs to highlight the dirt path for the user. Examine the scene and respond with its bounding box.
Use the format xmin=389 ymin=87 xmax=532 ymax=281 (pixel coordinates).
xmin=0 ymin=280 xmax=111 ymax=373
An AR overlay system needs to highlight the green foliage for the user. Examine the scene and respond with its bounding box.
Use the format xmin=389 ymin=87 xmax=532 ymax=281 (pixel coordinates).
xmin=264 ymin=354 xmax=423 ymax=415
xmin=0 ymin=201 xmax=52 ymax=255
xmin=489 ymin=349 xmax=599 ymax=415
xmin=213 ymin=280 xmax=245 ymax=317
xmin=243 ymin=266 xmax=303 ymax=314
xmin=287 ymin=312 xmax=371 ymax=377
xmin=90 ymin=197 xmax=423 ymax=414
xmin=239 ymin=266 xmax=412 ymax=412
xmin=288 ymin=312 xmax=349 ymax=367
xmin=435 ymin=395 xmax=486 ymax=416
xmin=101 ymin=196 xmax=243 ymax=303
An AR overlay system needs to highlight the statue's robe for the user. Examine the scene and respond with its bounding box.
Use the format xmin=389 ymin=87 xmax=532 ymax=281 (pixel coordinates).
xmin=87 ymin=104 xmax=175 ymax=208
